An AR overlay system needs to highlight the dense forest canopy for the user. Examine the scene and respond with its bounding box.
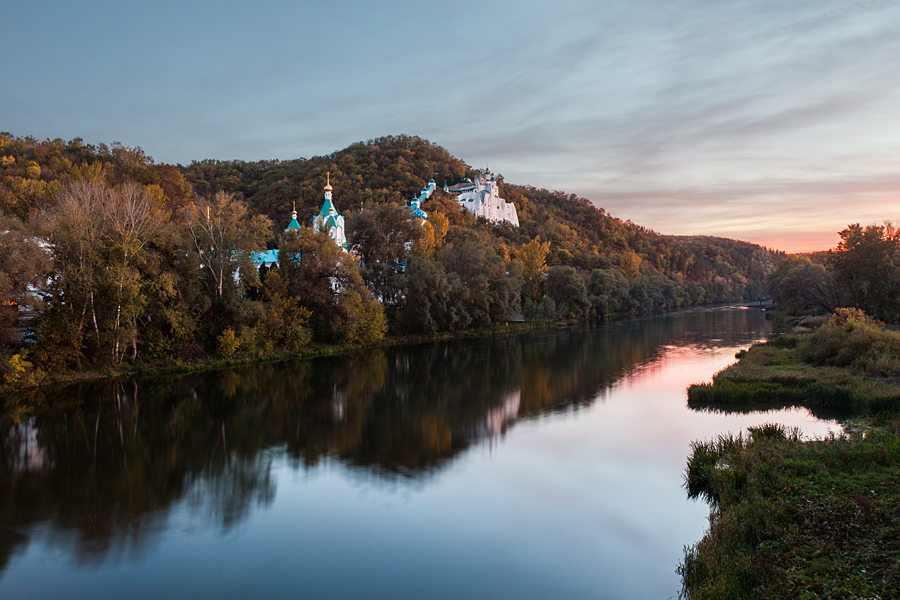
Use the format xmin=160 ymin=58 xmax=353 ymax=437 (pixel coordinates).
xmin=1 ymin=131 xmax=784 ymax=380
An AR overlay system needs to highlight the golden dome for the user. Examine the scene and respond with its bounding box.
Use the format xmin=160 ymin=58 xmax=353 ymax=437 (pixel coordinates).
xmin=324 ymin=172 xmax=333 ymax=191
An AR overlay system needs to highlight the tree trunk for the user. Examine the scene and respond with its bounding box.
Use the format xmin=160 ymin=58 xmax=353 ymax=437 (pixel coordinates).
xmin=89 ymin=290 xmax=101 ymax=348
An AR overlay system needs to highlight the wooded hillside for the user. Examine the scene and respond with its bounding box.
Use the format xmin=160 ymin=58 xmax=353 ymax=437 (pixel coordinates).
xmin=1 ymin=131 xmax=783 ymax=378
xmin=178 ymin=134 xmax=782 ymax=299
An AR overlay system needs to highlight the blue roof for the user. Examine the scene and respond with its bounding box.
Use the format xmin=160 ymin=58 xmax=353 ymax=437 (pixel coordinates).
xmin=318 ymin=198 xmax=335 ymax=219
xmin=286 ymin=218 xmax=301 ymax=231
xmin=250 ymin=249 xmax=280 ymax=265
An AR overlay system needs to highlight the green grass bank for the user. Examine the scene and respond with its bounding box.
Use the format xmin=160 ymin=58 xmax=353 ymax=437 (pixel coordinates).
xmin=680 ymin=420 xmax=900 ymax=599
xmin=688 ymin=309 xmax=900 ymax=415
xmin=1 ymin=321 xmax=544 ymax=400
xmin=681 ymin=308 xmax=900 ymax=598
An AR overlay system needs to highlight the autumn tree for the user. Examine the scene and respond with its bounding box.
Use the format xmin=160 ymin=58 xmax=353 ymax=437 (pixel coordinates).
xmin=103 ymin=182 xmax=168 ymax=362
xmin=0 ymin=216 xmax=52 ymax=347
xmin=347 ymin=203 xmax=422 ymax=307
xmin=829 ymin=223 xmax=900 ymax=321
xmin=437 ymin=229 xmax=520 ymax=329
xmin=412 ymin=212 xmax=449 ymax=259
xmin=182 ymin=191 xmax=273 ymax=300
xmin=38 ymin=179 xmax=108 ymax=355
xmin=586 ymin=268 xmax=629 ymax=319
xmin=262 ymin=270 xmax=312 ymax=351
xmin=396 ymin=256 xmax=453 ymax=334
xmin=545 ymin=266 xmax=589 ymax=319
xmin=34 ymin=179 xmax=174 ymax=364
xmin=518 ymin=236 xmax=550 ymax=308
xmin=767 ymin=256 xmax=843 ymax=315
xmin=279 ymin=227 xmax=385 ymax=343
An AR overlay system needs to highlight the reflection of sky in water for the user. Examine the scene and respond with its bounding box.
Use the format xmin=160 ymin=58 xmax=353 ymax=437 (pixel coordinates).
xmin=0 ymin=309 xmax=845 ymax=600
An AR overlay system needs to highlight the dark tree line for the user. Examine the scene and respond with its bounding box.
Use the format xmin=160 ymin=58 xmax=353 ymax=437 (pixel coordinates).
xmin=767 ymin=223 xmax=900 ymax=322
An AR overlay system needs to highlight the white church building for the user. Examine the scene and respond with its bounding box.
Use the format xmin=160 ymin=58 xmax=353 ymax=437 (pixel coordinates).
xmin=444 ymin=168 xmax=519 ymax=227
xmin=313 ymin=173 xmax=347 ymax=247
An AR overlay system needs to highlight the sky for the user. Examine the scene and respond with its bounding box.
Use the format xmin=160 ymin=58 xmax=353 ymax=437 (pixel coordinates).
xmin=3 ymin=0 xmax=900 ymax=252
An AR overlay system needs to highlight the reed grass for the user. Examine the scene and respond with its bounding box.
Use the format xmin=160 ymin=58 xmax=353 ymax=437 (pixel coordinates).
xmin=679 ymin=418 xmax=900 ymax=600
xmin=682 ymin=311 xmax=900 ymax=598
xmin=687 ymin=315 xmax=900 ymax=414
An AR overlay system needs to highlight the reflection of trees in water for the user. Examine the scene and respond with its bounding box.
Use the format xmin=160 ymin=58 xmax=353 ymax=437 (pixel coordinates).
xmin=0 ymin=307 xmax=769 ymax=570
xmin=184 ymin=455 xmax=276 ymax=531
xmin=686 ymin=400 xmax=851 ymax=423
xmin=0 ymin=379 xmax=282 ymax=570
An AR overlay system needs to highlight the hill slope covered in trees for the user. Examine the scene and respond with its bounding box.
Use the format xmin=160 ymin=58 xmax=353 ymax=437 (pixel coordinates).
xmin=1 ymin=132 xmax=782 ymax=378
xmin=179 ymin=135 xmax=782 ymax=301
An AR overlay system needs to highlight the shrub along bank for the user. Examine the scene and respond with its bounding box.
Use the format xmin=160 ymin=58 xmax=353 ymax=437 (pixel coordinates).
xmin=0 ymin=321 xmax=543 ymax=401
xmin=679 ymin=420 xmax=900 ymax=600
xmin=680 ymin=309 xmax=900 ymax=598
xmin=687 ymin=308 xmax=900 ymax=414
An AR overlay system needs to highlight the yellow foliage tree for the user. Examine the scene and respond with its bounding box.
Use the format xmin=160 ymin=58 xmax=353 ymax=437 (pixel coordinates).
xmin=519 ymin=236 xmax=551 ymax=305
xmin=413 ymin=212 xmax=449 ymax=258
xmin=4 ymin=351 xmax=42 ymax=387
xmin=622 ymin=250 xmax=642 ymax=278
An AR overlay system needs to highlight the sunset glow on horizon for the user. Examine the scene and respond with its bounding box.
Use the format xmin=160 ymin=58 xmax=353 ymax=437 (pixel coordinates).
xmin=4 ymin=0 xmax=899 ymax=253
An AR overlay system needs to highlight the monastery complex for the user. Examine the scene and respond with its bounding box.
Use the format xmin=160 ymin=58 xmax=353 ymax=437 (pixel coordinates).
xmin=445 ymin=169 xmax=520 ymax=227
xmin=254 ymin=169 xmax=519 ymax=266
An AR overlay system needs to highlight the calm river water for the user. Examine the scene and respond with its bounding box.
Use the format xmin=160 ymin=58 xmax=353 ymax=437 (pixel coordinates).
xmin=1 ymin=306 xmax=844 ymax=599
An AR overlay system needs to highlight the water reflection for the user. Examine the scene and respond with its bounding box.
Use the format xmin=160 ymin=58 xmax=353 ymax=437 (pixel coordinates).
xmin=1 ymin=306 xmax=778 ymax=582
xmin=687 ymin=399 xmax=852 ymax=422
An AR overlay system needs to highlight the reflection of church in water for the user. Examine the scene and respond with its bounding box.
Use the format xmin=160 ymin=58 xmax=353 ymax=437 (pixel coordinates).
xmin=475 ymin=390 xmax=522 ymax=439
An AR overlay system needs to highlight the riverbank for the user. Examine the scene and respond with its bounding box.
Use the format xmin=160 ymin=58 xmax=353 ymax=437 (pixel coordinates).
xmin=680 ymin=418 xmax=900 ymax=600
xmin=7 ymin=303 xmax=761 ymax=399
xmin=688 ymin=310 xmax=900 ymax=415
xmin=680 ymin=308 xmax=900 ymax=598
xmin=1 ymin=321 xmax=546 ymax=399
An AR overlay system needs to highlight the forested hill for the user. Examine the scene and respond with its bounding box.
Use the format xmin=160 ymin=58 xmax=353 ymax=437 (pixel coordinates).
xmin=177 ymin=135 xmax=782 ymax=295
xmin=1 ymin=132 xmax=782 ymax=315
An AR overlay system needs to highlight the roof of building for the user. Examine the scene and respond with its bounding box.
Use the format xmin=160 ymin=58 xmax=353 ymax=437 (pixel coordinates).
xmin=251 ymin=249 xmax=280 ymax=265
xmin=319 ymin=198 xmax=335 ymax=219
xmin=447 ymin=182 xmax=476 ymax=193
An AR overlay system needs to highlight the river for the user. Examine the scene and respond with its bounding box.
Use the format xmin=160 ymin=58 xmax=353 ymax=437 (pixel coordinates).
xmin=0 ymin=306 xmax=845 ymax=599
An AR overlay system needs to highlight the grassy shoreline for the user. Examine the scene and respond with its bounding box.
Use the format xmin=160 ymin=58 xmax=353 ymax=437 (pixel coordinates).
xmin=2 ymin=321 xmax=546 ymax=396
xmin=7 ymin=302 xmax=761 ymax=397
xmin=688 ymin=312 xmax=900 ymax=415
xmin=681 ymin=310 xmax=900 ymax=598
xmin=680 ymin=418 xmax=900 ymax=599
xmin=687 ymin=341 xmax=900 ymax=414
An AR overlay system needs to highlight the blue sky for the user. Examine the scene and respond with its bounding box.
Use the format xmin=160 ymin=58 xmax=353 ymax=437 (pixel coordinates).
xmin=4 ymin=0 xmax=900 ymax=252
